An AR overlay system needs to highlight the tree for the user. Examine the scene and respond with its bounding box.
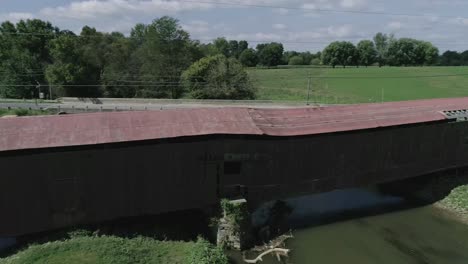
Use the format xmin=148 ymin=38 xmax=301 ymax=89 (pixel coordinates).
xmin=422 ymin=42 xmax=439 ymax=66
xmin=322 ymin=41 xmax=357 ymax=68
xmin=213 ymin=37 xmax=230 ymax=57
xmin=133 ymin=16 xmax=198 ymax=98
xmin=310 ymin=58 xmax=321 ymax=66
xmin=386 ymin=38 xmax=438 ymax=66
xmin=257 ymin=42 xmax=284 ymax=67
xmin=181 ymin=55 xmax=256 ymax=99
xmin=238 ymin=40 xmax=248 ymax=55
xmin=288 ymin=56 xmax=304 ymax=65
xmin=461 ymin=51 xmax=468 ymax=65
xmin=101 ymin=35 xmax=139 ymax=98
xmin=300 ymin=52 xmax=313 ymax=65
xmin=282 ymin=51 xmax=299 ymax=65
xmin=0 ymin=19 xmax=57 ymax=98
xmin=357 ymin=40 xmax=377 ymax=67
xmin=239 ymin=48 xmax=258 ymax=67
xmin=228 ymin=40 xmax=239 ymax=58
xmin=439 ymin=51 xmax=461 ymax=66
xmin=373 ymin=33 xmax=392 ymax=67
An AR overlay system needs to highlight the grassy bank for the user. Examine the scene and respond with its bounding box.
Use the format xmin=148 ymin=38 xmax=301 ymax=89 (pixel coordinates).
xmin=0 ymin=109 xmax=52 ymax=117
xmin=0 ymin=234 xmax=227 ymax=264
xmin=248 ymin=66 xmax=468 ymax=103
xmin=439 ymin=185 xmax=468 ymax=217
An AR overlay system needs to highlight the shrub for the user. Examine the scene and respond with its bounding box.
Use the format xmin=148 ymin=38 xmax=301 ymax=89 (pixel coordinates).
xmin=187 ymin=237 xmax=229 ymax=264
xmin=182 ymin=55 xmax=256 ymax=100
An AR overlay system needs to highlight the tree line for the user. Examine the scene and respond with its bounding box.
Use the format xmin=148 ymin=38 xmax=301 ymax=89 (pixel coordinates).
xmin=0 ymin=17 xmax=257 ymax=100
xmin=0 ymin=17 xmax=466 ymax=100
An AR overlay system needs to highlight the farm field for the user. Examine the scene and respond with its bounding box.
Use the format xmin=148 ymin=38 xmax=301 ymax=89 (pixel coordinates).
xmin=247 ymin=66 xmax=468 ymax=103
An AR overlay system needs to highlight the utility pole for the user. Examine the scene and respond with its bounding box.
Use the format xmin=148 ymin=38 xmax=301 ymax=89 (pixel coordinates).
xmin=381 ymin=87 xmax=384 ymax=103
xmin=35 ymin=81 xmax=41 ymax=106
xmin=306 ymin=75 xmax=311 ymax=106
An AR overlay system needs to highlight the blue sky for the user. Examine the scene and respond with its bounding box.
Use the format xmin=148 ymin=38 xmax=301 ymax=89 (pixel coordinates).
xmin=1 ymin=0 xmax=468 ymax=52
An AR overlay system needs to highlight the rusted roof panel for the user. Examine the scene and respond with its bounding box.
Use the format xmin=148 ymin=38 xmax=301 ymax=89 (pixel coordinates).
xmin=0 ymin=108 xmax=263 ymax=152
xmin=2 ymin=97 xmax=468 ymax=152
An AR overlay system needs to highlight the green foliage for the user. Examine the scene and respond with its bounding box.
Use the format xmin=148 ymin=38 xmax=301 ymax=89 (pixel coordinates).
xmin=0 ymin=234 xmax=211 ymax=264
xmin=239 ymin=48 xmax=258 ymax=67
xmin=187 ymin=237 xmax=229 ymax=264
xmin=310 ymin=58 xmax=321 ymax=65
xmin=322 ymin=41 xmax=358 ymax=68
xmin=441 ymin=185 xmax=468 ymax=214
xmin=288 ymin=55 xmax=305 ymax=65
xmin=256 ymin=42 xmax=284 ymax=67
xmin=439 ymin=50 xmax=468 ymax=66
xmin=373 ymin=32 xmax=392 ymax=67
xmin=0 ymin=108 xmax=51 ymax=117
xmin=387 ymin=38 xmax=439 ymax=66
xmin=0 ymin=19 xmax=57 ymax=98
xmin=357 ymin=40 xmax=377 ymax=67
xmin=133 ymin=16 xmax=198 ymax=98
xmin=182 ymin=55 xmax=256 ymax=99
xmin=220 ymin=199 xmax=247 ymax=234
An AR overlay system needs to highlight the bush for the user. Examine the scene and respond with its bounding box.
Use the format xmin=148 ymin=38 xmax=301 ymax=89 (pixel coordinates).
xmin=239 ymin=48 xmax=258 ymax=67
xmin=187 ymin=237 xmax=229 ymax=264
xmin=13 ymin=109 xmax=31 ymax=116
xmin=182 ymin=55 xmax=256 ymax=100
xmin=288 ymin=55 xmax=304 ymax=65
xmin=310 ymin=58 xmax=321 ymax=65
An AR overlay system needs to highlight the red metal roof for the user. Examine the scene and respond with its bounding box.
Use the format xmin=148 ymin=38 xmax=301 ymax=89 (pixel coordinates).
xmin=2 ymin=97 xmax=468 ymax=152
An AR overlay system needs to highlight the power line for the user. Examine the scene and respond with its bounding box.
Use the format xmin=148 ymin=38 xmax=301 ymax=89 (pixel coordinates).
xmin=3 ymin=31 xmax=468 ymax=47
xmin=173 ymin=0 xmax=468 ymax=20
xmin=2 ymin=73 xmax=468 ymax=88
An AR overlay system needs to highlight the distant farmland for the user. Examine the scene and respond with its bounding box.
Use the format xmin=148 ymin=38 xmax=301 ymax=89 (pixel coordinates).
xmin=247 ymin=66 xmax=468 ymax=103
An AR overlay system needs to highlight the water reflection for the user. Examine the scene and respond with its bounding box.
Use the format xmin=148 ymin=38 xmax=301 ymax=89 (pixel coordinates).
xmin=230 ymin=188 xmax=468 ymax=264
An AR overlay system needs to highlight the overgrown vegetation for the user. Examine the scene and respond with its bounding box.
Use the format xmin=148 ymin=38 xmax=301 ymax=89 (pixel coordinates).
xmin=0 ymin=108 xmax=51 ymax=117
xmin=440 ymin=185 xmax=468 ymax=215
xmin=182 ymin=55 xmax=256 ymax=99
xmin=0 ymin=232 xmax=227 ymax=264
xmin=187 ymin=237 xmax=229 ymax=264
xmin=220 ymin=199 xmax=248 ymax=235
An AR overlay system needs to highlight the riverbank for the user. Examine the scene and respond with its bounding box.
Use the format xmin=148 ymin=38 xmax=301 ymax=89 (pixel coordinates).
xmin=435 ymin=185 xmax=468 ymax=224
xmin=0 ymin=233 xmax=227 ymax=264
xmin=0 ymin=211 xmax=228 ymax=264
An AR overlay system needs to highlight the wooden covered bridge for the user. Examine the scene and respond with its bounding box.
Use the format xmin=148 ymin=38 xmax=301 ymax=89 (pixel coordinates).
xmin=2 ymin=98 xmax=468 ymax=236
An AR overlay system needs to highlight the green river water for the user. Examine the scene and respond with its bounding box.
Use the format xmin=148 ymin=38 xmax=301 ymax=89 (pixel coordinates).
xmin=229 ymin=189 xmax=468 ymax=264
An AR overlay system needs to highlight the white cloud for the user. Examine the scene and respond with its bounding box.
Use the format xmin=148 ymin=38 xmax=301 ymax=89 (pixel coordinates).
xmin=339 ymin=0 xmax=366 ymax=9
xmin=182 ymin=20 xmax=210 ymax=34
xmin=39 ymin=0 xmax=212 ymax=20
xmin=301 ymin=0 xmax=367 ymax=10
xmin=449 ymin=17 xmax=468 ymax=26
xmin=387 ymin=21 xmax=403 ymax=30
xmin=324 ymin=24 xmax=354 ymax=38
xmin=272 ymin=8 xmax=289 ymax=15
xmin=0 ymin=12 xmax=34 ymax=23
xmin=273 ymin=23 xmax=287 ymax=30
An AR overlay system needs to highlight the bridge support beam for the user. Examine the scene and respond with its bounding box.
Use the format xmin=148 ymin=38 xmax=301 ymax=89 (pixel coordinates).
xmin=216 ymin=199 xmax=253 ymax=250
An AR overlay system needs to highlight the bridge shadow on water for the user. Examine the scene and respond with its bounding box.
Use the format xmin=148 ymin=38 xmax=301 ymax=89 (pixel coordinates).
xmin=253 ymin=170 xmax=468 ymax=233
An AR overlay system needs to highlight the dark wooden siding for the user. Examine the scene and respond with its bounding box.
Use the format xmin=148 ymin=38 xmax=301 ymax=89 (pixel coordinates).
xmin=2 ymin=121 xmax=468 ymax=236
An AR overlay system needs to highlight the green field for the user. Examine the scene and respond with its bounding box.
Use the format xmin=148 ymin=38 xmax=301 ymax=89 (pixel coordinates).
xmin=247 ymin=66 xmax=468 ymax=103
xmin=0 ymin=235 xmax=227 ymax=264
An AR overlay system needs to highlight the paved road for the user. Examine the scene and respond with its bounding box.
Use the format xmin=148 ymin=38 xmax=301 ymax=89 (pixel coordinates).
xmin=0 ymin=100 xmax=323 ymax=113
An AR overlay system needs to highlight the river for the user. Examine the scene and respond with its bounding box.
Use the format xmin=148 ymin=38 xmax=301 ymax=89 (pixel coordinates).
xmin=229 ymin=188 xmax=468 ymax=264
